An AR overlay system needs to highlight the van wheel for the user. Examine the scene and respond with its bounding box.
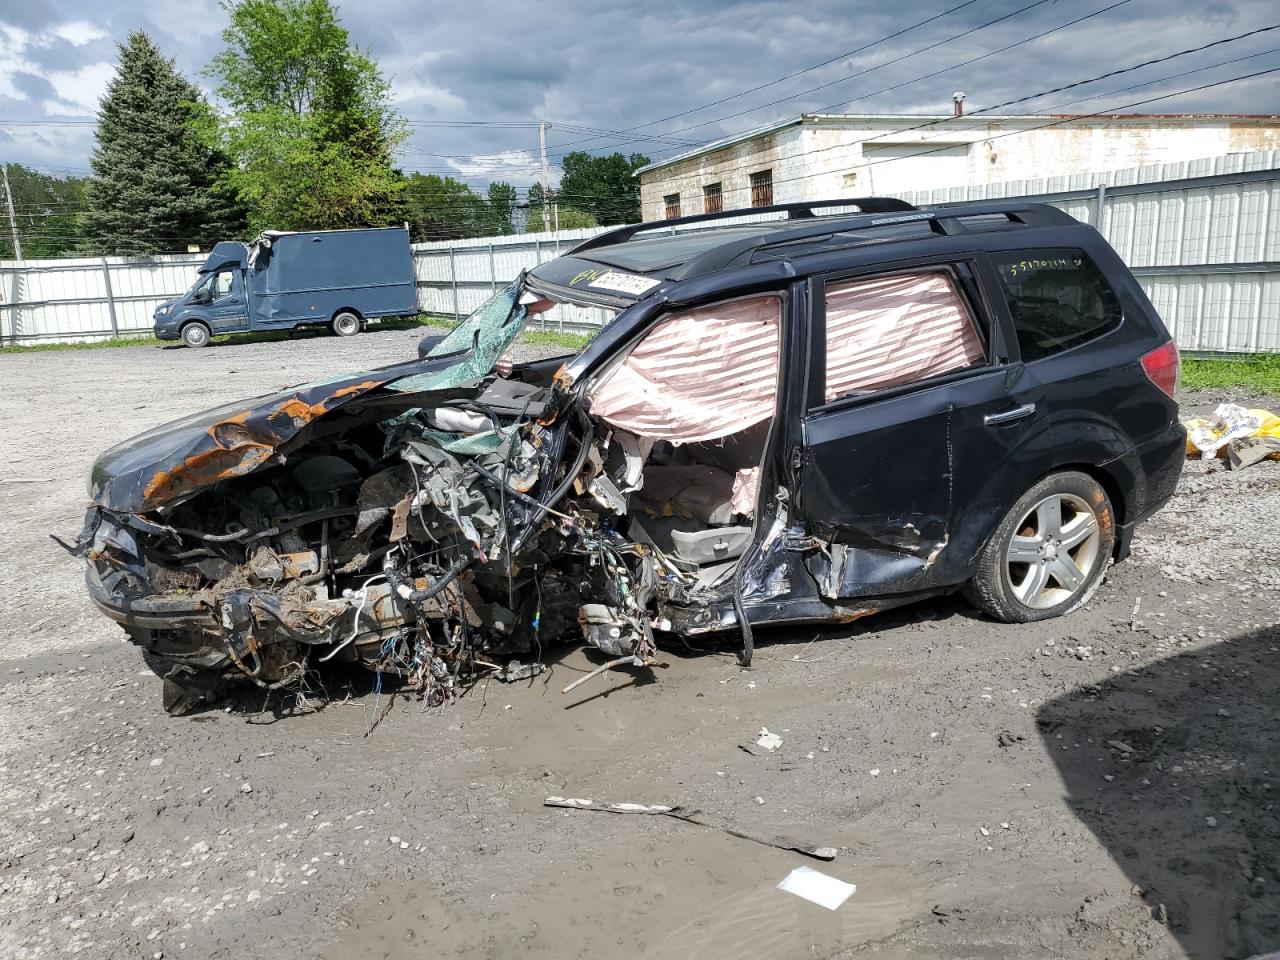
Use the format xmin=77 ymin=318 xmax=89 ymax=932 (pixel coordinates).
xmin=964 ymin=471 xmax=1114 ymax=623
xmin=181 ymin=322 xmax=211 ymax=348
xmin=331 ymin=311 xmax=361 ymax=337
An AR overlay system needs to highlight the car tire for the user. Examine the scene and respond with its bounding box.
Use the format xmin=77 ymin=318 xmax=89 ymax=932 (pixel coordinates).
xmin=964 ymin=470 xmax=1115 ymax=623
xmin=331 ymin=311 xmax=361 ymax=337
xmin=180 ymin=321 xmax=211 ymax=348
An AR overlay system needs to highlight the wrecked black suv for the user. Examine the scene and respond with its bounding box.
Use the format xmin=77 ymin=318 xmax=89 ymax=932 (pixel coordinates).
xmin=77 ymin=197 xmax=1184 ymax=713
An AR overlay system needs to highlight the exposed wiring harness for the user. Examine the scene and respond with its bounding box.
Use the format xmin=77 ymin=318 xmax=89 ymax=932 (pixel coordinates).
xmin=382 ymin=547 xmax=474 ymax=603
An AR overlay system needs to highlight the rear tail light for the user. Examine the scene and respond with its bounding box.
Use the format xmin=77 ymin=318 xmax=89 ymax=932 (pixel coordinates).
xmin=1140 ymin=340 xmax=1180 ymax=398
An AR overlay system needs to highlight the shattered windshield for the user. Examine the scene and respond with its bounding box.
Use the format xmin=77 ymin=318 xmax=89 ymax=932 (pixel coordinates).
xmin=388 ymin=281 xmax=525 ymax=393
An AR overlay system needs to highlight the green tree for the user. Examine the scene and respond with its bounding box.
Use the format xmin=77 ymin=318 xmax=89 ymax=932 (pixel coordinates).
xmin=524 ymin=181 xmax=547 ymax=231
xmin=0 ymin=164 xmax=88 ymax=259
xmin=404 ymin=173 xmax=485 ymax=241
xmin=556 ymin=151 xmax=649 ymax=225
xmin=484 ymin=181 xmax=517 ymax=236
xmin=201 ymin=0 xmax=407 ymax=232
xmin=82 ymin=32 xmax=243 ymax=256
xmin=522 ymin=200 xmax=597 ymax=233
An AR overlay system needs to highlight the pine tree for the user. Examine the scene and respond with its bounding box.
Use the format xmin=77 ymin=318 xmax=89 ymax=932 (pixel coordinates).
xmin=83 ymin=32 xmax=244 ymax=256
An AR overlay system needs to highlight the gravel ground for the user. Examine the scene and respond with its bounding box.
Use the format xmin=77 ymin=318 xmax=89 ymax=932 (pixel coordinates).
xmin=0 ymin=331 xmax=1277 ymax=960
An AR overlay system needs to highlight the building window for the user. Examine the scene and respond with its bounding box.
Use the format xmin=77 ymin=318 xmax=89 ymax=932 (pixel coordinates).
xmin=703 ymin=182 xmax=723 ymax=214
xmin=664 ymin=193 xmax=681 ymax=219
xmin=750 ymin=169 xmax=773 ymax=207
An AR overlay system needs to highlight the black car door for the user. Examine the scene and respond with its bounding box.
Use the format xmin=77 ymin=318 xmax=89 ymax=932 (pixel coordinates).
xmin=794 ymin=255 xmax=1038 ymax=601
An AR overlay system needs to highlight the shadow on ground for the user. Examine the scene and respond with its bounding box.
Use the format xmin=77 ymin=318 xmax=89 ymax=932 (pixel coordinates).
xmin=1038 ymin=624 xmax=1280 ymax=959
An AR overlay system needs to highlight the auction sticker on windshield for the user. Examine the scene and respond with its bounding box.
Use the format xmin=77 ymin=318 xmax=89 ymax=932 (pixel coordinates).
xmin=588 ymin=271 xmax=661 ymax=296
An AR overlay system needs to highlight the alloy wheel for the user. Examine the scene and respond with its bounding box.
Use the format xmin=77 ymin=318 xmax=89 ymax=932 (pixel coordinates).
xmin=1004 ymin=493 xmax=1101 ymax=609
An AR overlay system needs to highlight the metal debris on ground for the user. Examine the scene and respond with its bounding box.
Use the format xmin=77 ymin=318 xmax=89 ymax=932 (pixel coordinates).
xmin=497 ymin=660 xmax=545 ymax=683
xmin=543 ymin=796 xmax=838 ymax=860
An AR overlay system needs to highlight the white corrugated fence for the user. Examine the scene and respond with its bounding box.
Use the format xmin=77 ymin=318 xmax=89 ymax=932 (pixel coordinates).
xmin=2 ymin=149 xmax=1278 ymax=353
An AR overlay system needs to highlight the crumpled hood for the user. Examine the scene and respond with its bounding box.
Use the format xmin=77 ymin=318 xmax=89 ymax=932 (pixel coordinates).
xmin=94 ymin=281 xmax=533 ymax=515
xmin=89 ymin=357 xmax=450 ymax=514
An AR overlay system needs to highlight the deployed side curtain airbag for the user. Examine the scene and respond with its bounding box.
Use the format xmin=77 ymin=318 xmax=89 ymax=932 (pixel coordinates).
xmin=588 ymin=296 xmax=781 ymax=444
xmin=824 ymin=272 xmax=985 ymax=402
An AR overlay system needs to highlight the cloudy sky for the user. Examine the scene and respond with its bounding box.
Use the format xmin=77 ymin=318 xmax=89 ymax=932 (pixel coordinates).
xmin=1 ymin=0 xmax=1277 ymax=192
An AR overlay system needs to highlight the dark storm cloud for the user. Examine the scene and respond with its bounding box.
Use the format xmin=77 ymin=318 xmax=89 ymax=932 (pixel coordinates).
xmin=1 ymin=0 xmax=1277 ymax=182
xmin=19 ymin=35 xmax=118 ymax=72
xmin=0 ymin=0 xmax=58 ymax=32
xmin=10 ymin=71 xmax=59 ymax=102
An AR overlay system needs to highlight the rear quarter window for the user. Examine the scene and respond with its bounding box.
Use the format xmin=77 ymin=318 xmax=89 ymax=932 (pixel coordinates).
xmin=990 ymin=250 xmax=1121 ymax=361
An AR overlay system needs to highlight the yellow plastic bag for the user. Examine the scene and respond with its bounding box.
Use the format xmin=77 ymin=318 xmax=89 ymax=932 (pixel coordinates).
xmin=1183 ymin=404 xmax=1280 ymax=466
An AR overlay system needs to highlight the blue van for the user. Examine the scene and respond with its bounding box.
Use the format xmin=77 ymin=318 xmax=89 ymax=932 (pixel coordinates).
xmin=154 ymin=226 xmax=419 ymax=347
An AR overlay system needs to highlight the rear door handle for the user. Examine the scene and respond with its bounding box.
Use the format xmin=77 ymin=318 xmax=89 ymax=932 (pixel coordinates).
xmin=984 ymin=402 xmax=1036 ymax=426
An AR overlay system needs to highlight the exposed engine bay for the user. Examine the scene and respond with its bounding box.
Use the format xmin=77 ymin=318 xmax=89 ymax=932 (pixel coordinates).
xmin=77 ymin=280 xmax=780 ymax=714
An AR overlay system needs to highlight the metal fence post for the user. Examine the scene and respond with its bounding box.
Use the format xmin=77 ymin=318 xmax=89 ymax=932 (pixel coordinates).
xmin=100 ymin=258 xmax=119 ymax=336
xmin=488 ymin=242 xmax=497 ymax=294
xmin=1092 ymin=183 xmax=1108 ymax=231
xmin=3 ymin=267 xmax=20 ymax=345
xmin=448 ymin=247 xmax=459 ymax=320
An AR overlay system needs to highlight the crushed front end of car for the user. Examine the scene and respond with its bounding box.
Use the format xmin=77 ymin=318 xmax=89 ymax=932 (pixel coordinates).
xmin=76 ymin=277 xmax=756 ymax=714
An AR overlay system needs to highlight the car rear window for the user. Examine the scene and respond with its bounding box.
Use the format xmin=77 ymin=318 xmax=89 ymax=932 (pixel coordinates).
xmin=989 ymin=249 xmax=1121 ymax=361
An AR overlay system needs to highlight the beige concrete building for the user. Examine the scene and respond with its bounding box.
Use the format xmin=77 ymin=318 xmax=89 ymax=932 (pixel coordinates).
xmin=636 ymin=113 xmax=1280 ymax=220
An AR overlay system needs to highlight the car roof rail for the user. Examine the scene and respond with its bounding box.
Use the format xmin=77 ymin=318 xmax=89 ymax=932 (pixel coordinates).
xmin=671 ymin=201 xmax=1082 ymax=278
xmin=568 ymin=197 xmax=918 ymax=255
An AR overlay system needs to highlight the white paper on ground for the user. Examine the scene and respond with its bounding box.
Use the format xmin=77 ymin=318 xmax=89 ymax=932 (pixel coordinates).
xmin=776 ymin=866 xmax=856 ymax=910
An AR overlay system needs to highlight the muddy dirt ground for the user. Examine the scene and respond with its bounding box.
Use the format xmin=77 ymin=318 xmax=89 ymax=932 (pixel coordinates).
xmin=1 ymin=330 xmax=1277 ymax=960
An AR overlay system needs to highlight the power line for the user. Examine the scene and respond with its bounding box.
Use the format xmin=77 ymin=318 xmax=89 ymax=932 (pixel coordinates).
xmin=1036 ymin=45 xmax=1280 ymax=113
xmin=631 ymin=29 xmax=1280 ymax=193
xmin=814 ymin=22 xmax=1280 ymax=165
xmin=617 ymin=0 xmax=1134 ymax=168
xmin=638 ymin=63 xmax=1280 ymax=201
xmin=0 ymin=1 xmax=1128 ymax=178
xmin=543 ymin=0 xmax=983 ymax=152
xmin=543 ymin=0 xmax=1075 ymax=160
xmin=9 ymin=26 xmax=1276 ymax=237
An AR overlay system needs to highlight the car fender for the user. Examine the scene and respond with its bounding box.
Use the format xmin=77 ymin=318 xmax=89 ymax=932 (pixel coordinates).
xmin=960 ymin=407 xmax=1139 ymax=566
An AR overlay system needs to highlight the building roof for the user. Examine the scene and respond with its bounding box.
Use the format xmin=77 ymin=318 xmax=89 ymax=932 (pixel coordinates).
xmin=634 ymin=111 xmax=1280 ymax=177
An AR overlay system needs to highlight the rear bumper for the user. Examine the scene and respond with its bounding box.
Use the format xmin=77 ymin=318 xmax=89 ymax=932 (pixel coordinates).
xmin=1113 ymin=418 xmax=1185 ymax=562
xmin=1132 ymin=419 xmax=1185 ymax=524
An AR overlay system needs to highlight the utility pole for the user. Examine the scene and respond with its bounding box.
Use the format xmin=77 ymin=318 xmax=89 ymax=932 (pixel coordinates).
xmin=1 ymin=163 xmax=22 ymax=261
xmin=538 ymin=121 xmax=551 ymax=233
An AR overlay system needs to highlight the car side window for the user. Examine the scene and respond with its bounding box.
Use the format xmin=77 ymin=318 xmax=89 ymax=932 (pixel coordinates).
xmin=214 ymin=270 xmax=235 ymax=300
xmin=822 ymin=270 xmax=986 ymax=404
xmin=989 ymin=249 xmax=1121 ymax=362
